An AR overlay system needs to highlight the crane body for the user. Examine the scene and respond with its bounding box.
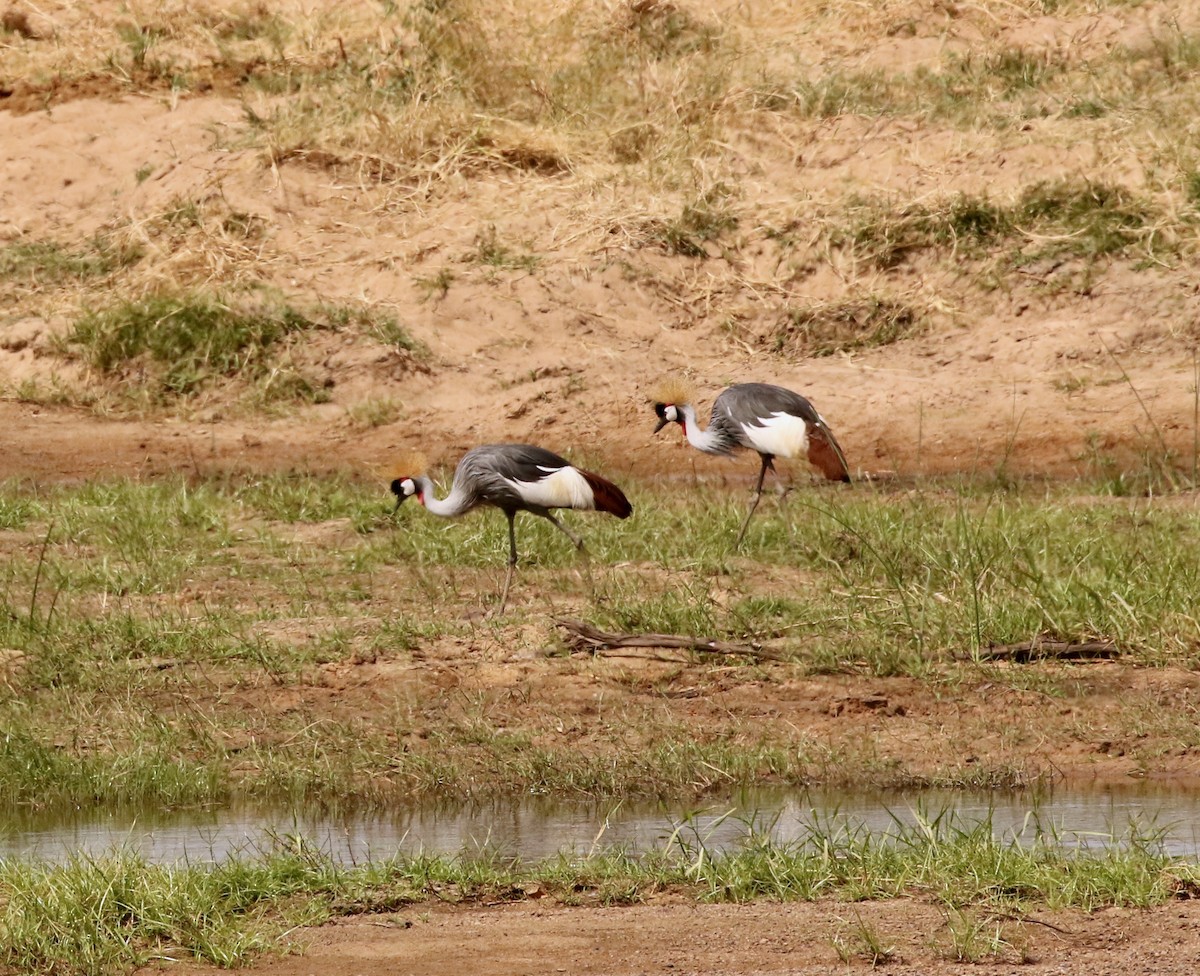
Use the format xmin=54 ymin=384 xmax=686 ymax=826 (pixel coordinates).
xmin=391 ymin=444 xmax=631 ymax=611
xmin=653 ymin=382 xmax=849 ymax=546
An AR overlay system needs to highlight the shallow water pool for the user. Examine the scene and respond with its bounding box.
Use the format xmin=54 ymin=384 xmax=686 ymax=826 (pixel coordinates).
xmin=2 ymin=781 xmax=1197 ymax=864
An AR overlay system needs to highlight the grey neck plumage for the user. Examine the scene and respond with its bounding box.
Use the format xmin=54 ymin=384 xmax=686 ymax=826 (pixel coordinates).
xmin=678 ymin=404 xmax=736 ymax=456
xmin=414 ymin=474 xmax=475 ymax=517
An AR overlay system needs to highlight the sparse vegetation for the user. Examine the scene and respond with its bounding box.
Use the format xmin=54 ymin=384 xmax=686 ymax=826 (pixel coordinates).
xmin=414 ymin=267 xmax=455 ymax=300
xmin=772 ymin=297 xmax=921 ymax=356
xmin=1017 ymin=180 xmax=1157 ymax=260
xmin=830 ymin=194 xmax=1010 ymax=269
xmin=646 ymin=182 xmax=739 ymax=257
xmin=826 ymin=180 xmax=1167 ymax=273
xmin=938 ymin=907 xmax=1015 ymax=962
xmin=470 ymin=224 xmax=538 ymax=272
xmin=4 ymin=0 xmax=1200 ymax=439
xmin=345 ymin=395 xmax=403 ymax=428
xmin=320 ymin=302 xmax=429 ymax=360
xmin=0 ymin=239 xmax=141 ymax=290
xmin=833 ymin=912 xmax=897 ymax=965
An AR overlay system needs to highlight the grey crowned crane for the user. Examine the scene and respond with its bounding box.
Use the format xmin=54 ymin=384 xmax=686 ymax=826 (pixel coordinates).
xmin=652 ymin=381 xmax=850 ymax=547
xmin=389 ymin=444 xmax=632 ymax=611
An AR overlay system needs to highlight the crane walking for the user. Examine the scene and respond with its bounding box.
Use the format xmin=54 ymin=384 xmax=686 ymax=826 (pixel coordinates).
xmin=390 ymin=444 xmax=632 ymax=612
xmin=652 ymin=381 xmax=850 ymax=547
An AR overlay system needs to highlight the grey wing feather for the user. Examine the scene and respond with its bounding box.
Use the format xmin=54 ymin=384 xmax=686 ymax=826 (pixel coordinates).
xmin=719 ymin=383 xmax=822 ymax=428
xmin=476 ymin=444 xmax=570 ymax=480
xmin=708 ymin=383 xmax=823 ymax=454
xmin=456 ymin=444 xmax=571 ymax=506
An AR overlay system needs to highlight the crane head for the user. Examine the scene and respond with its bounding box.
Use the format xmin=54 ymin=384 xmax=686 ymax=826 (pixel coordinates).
xmin=653 ymin=401 xmax=680 ymax=434
xmin=387 ymin=451 xmax=428 ymax=513
xmin=652 ymin=380 xmax=693 ymax=434
xmin=390 ymin=478 xmax=419 ymax=513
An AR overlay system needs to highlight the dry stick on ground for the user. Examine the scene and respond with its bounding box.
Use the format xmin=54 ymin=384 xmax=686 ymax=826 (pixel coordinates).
xmin=969 ymin=640 xmax=1120 ymax=663
xmin=555 ymin=618 xmax=790 ymax=661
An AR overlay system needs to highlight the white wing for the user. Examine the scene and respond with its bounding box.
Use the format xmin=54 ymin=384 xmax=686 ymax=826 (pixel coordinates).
xmin=739 ymin=412 xmax=810 ymax=458
xmin=506 ymin=465 xmax=596 ymax=509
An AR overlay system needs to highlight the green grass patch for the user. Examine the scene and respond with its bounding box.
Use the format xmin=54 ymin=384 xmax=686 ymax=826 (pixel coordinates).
xmin=6 ymin=610 xmax=318 ymax=693
xmin=8 ymin=473 xmax=1200 ymax=677
xmin=569 ymin=483 xmax=1200 ymax=675
xmin=0 ymin=728 xmax=226 ymax=811
xmin=0 ymin=239 xmax=141 ymax=290
xmin=226 ymin=470 xmax=381 ymax=525
xmin=1 ymin=473 xmax=1199 ymax=807
xmin=65 ymin=290 xmax=323 ymax=400
xmin=61 ymin=290 xmax=426 ymax=405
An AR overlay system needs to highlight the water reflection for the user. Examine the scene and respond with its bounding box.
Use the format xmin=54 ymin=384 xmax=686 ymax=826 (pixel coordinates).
xmin=0 ymin=782 xmax=1197 ymax=864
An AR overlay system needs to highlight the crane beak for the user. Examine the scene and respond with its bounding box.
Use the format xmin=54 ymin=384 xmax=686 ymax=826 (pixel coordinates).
xmin=653 ymin=404 xmax=672 ymax=435
xmin=389 ymin=478 xmax=410 ymax=514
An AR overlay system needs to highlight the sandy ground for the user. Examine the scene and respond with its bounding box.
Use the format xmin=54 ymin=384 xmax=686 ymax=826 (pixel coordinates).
xmin=1 ymin=91 xmax=1198 ymax=485
xmin=156 ymin=898 xmax=1200 ymax=976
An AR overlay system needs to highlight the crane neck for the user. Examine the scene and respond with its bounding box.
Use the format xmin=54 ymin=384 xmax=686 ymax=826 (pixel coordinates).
xmin=414 ymin=474 xmax=474 ymax=518
xmin=678 ymin=404 xmax=730 ymax=455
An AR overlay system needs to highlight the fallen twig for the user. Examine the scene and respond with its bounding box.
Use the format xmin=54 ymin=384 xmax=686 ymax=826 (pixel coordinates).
xmin=970 ymin=640 xmax=1119 ymax=663
xmin=555 ymin=618 xmax=789 ymax=661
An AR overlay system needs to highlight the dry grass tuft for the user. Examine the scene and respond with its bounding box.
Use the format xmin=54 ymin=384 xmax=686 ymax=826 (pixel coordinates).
xmin=108 ymin=194 xmax=278 ymax=291
xmin=771 ymin=297 xmax=925 ymax=357
xmin=476 ymin=125 xmax=573 ymax=175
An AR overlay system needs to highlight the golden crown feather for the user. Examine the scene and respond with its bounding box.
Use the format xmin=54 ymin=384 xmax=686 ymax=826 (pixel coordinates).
xmin=652 ymin=378 xmax=695 ymax=407
xmin=384 ymin=450 xmax=429 ymax=482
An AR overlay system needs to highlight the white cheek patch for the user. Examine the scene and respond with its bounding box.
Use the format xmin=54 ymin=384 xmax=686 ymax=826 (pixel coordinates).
xmin=509 ymin=466 xmax=596 ymax=509
xmin=665 ymin=405 xmax=679 ymax=422
xmin=741 ymin=412 xmax=811 ymax=458
xmin=402 ymin=479 xmax=417 ymax=496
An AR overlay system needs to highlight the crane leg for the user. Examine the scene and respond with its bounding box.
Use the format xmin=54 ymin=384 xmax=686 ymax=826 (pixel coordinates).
xmin=545 ymin=513 xmax=584 ymax=550
xmin=734 ymin=455 xmax=773 ymax=549
xmin=545 ymin=513 xmax=595 ymax=602
xmin=498 ymin=512 xmax=518 ymax=614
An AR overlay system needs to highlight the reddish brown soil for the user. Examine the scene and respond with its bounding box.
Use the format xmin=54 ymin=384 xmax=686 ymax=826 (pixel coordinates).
xmin=217 ymin=642 xmax=1200 ymax=787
